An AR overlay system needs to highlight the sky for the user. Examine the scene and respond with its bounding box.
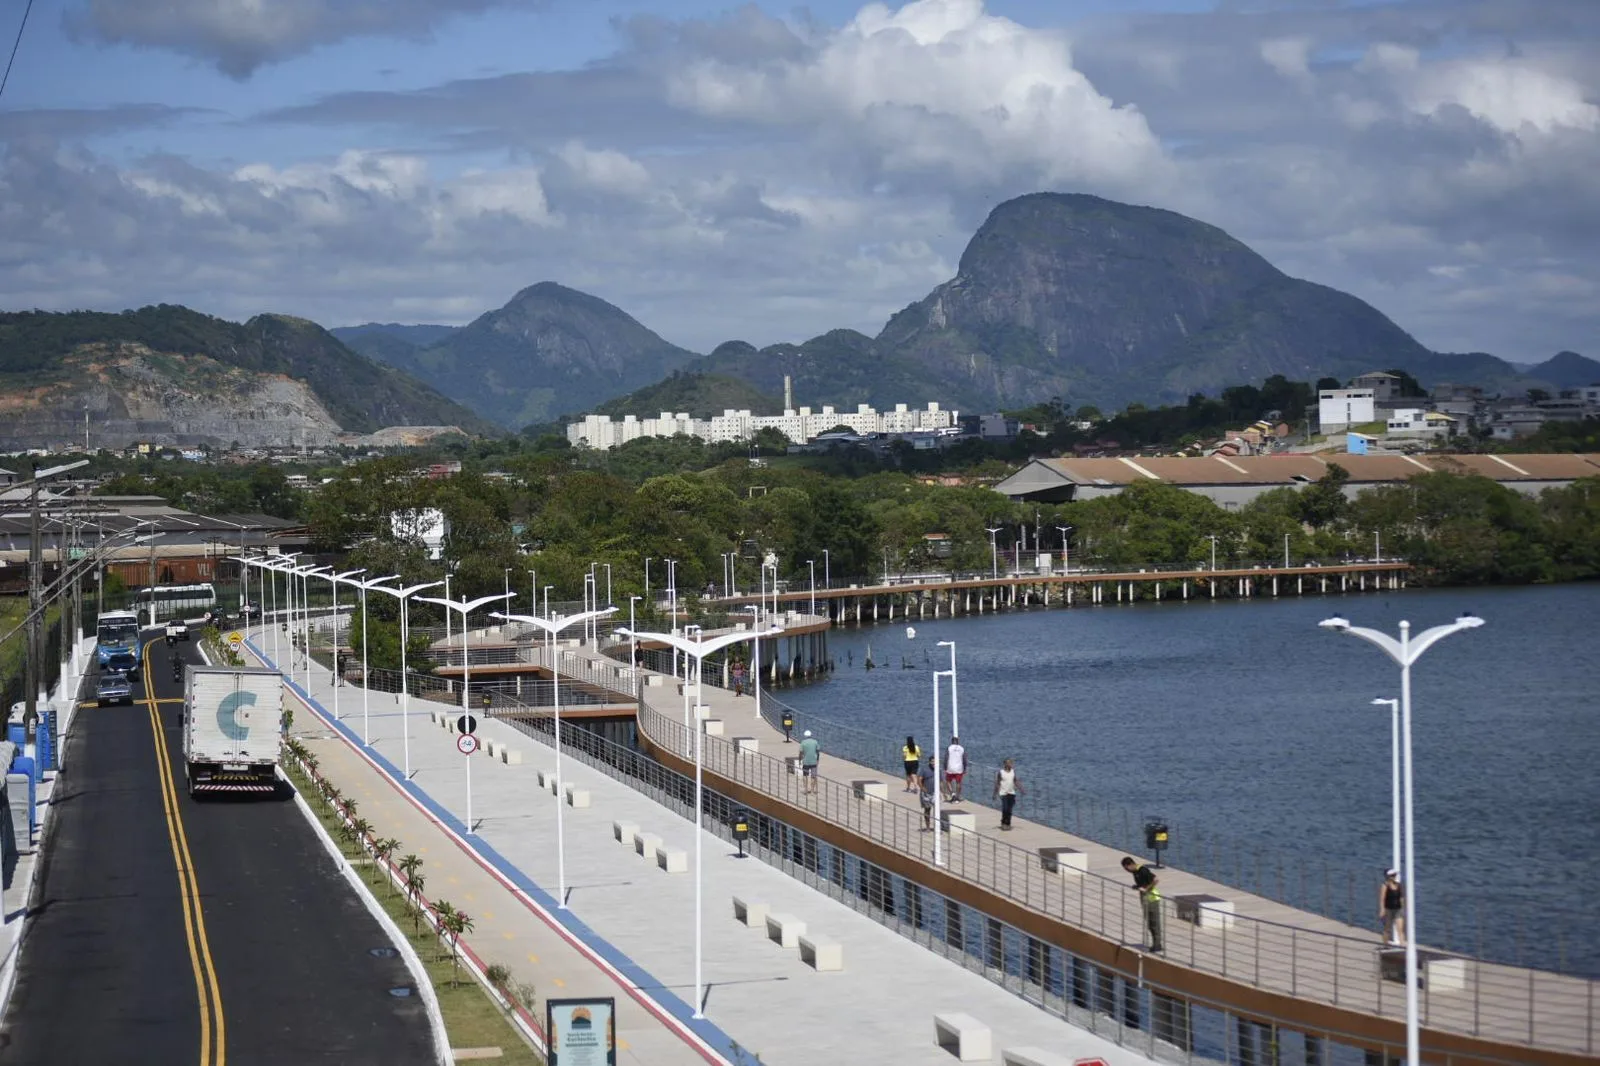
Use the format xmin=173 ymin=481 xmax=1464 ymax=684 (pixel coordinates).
xmin=0 ymin=0 xmax=1596 ymax=365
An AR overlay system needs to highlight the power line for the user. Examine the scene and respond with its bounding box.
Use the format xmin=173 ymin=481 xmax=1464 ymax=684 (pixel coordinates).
xmin=0 ymin=0 xmax=37 ymax=102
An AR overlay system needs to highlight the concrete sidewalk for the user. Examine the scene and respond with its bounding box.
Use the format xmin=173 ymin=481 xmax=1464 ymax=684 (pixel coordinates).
xmin=251 ymin=626 xmax=1150 ymax=1066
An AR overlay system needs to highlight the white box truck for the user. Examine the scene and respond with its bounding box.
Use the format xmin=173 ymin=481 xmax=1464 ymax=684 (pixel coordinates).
xmin=183 ymin=666 xmax=283 ymax=796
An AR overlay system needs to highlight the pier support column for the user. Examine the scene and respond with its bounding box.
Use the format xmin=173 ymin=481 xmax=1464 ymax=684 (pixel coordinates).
xmin=1183 ymin=580 xmax=1189 ymax=600
xmin=1155 ymin=581 xmax=1161 ymax=601
xmin=1210 ymin=578 xmax=1216 ymax=600
xmin=1272 ymin=576 xmax=1279 ymax=597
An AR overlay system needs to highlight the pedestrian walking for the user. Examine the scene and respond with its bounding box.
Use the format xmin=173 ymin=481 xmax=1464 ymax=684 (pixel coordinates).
xmin=919 ymin=756 xmax=936 ymax=830
xmin=731 ymin=660 xmax=747 ymax=697
xmin=902 ymin=736 xmax=922 ymax=792
xmin=993 ymin=759 xmax=1023 ymax=830
xmin=944 ymin=736 xmax=966 ymax=802
xmin=798 ymin=729 xmax=821 ymax=795
xmin=1121 ymin=856 xmax=1164 ymax=953
xmin=1378 ymin=868 xmax=1406 ymax=946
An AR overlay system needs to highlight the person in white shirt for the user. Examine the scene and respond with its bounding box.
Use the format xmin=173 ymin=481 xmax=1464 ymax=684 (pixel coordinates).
xmin=944 ymin=737 xmax=967 ymax=802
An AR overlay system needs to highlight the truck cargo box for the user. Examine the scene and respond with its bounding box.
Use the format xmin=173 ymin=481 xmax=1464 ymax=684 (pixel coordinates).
xmin=183 ymin=666 xmax=283 ymax=796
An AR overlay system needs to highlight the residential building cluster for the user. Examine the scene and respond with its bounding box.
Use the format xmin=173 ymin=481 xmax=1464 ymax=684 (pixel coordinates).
xmin=566 ymin=402 xmax=958 ymax=450
xmin=1320 ymin=372 xmax=1600 ymax=445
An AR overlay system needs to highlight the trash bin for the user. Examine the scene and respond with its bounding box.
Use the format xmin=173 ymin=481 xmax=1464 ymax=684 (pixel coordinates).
xmin=1144 ymin=819 xmax=1170 ymax=868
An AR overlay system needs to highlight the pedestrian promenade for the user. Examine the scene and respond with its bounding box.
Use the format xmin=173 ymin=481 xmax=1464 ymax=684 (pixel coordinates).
xmin=545 ymin=638 xmax=1596 ymax=1062
xmin=247 ymin=627 xmax=1149 ymax=1066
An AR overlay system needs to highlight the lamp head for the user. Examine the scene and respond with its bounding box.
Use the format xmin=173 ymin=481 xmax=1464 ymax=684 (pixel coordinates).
xmin=1318 ymin=616 xmax=1351 ymax=631
xmin=937 ymin=640 xmax=953 ymax=648
xmin=1456 ymin=613 xmax=1484 ymax=629
xmin=905 ymin=626 xmax=916 ymax=640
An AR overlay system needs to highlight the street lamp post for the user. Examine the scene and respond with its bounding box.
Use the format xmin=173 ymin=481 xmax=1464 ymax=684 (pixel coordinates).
xmin=615 ymin=623 xmax=783 ymax=1020
xmin=1320 ymin=613 xmax=1484 ymax=1066
xmin=418 ymin=593 xmax=516 ymax=833
xmin=368 ymin=580 xmax=443 ymax=778
xmin=1207 ymin=534 xmax=1219 ymax=572
xmin=292 ymin=564 xmax=331 ymax=689
xmin=357 ymin=574 xmax=401 ymax=745
xmin=807 ymin=559 xmax=816 ymax=616
xmin=986 ymin=527 xmax=1001 ymax=579
xmin=1284 ymin=533 xmax=1291 ymax=569
xmin=603 ymin=563 xmax=612 ymax=606
xmin=628 ymin=596 xmax=641 ymax=667
xmin=1375 ymin=531 xmax=1382 ymax=564
xmin=493 ymin=607 xmax=617 ymax=909
xmin=822 ymin=549 xmax=830 ymax=590
xmin=938 ymin=640 xmax=959 ymax=736
xmin=931 ymin=668 xmax=950 ymax=868
xmin=328 ymin=568 xmax=367 ymax=722
xmin=1055 ymin=526 xmax=1073 ymax=575
xmin=1372 ymin=698 xmax=1402 ymax=876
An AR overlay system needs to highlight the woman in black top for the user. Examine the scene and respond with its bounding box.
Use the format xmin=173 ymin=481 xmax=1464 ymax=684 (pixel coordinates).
xmin=1379 ymin=869 xmax=1405 ymax=945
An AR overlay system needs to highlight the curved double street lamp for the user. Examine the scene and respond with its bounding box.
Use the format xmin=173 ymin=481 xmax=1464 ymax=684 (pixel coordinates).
xmin=616 ymin=622 xmax=783 ymax=1020
xmin=1320 ymin=612 xmax=1483 ymax=1066
xmin=367 ymin=579 xmax=444 ymax=778
xmin=492 ymin=606 xmax=617 ymax=910
xmin=327 ymin=568 xmax=367 ymax=723
xmin=353 ymin=574 xmax=401 ymax=744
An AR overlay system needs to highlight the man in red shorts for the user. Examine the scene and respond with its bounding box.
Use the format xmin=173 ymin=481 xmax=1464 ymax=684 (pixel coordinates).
xmin=944 ymin=736 xmax=967 ymax=802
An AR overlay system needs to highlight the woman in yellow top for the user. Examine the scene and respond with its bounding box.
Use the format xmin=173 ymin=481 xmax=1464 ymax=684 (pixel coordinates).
xmin=902 ymin=736 xmax=922 ymax=792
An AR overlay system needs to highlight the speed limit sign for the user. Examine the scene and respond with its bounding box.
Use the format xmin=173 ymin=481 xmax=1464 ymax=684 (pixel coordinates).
xmin=456 ymin=734 xmax=479 ymax=756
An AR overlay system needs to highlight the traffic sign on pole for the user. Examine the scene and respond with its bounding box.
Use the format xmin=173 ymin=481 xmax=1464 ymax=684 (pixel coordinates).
xmin=227 ymin=631 xmax=243 ymax=647
xmin=457 ymin=713 xmax=478 ymax=735
xmin=456 ymin=734 xmax=479 ymax=756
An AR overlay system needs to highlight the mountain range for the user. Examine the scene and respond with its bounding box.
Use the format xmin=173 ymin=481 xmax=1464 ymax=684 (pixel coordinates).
xmin=0 ymin=306 xmax=494 ymax=450
xmin=338 ymin=194 xmax=1597 ymax=429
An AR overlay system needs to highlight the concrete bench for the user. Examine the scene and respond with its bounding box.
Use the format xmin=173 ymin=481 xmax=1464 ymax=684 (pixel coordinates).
xmin=693 ymin=703 xmax=711 ymax=720
xmin=614 ymin=820 xmax=638 ymax=845
xmin=702 ymin=718 xmax=724 ymax=737
xmin=634 ymin=831 xmax=661 ymax=859
xmin=537 ymin=769 xmax=557 ymax=791
xmin=733 ymin=736 xmax=759 ymax=754
xmin=1001 ymin=1048 xmax=1074 ymax=1066
xmin=483 ymin=738 xmax=501 ymax=758
xmin=784 ymin=756 xmax=804 ymax=777
xmin=940 ymin=809 xmax=976 ymax=834
xmin=1174 ymin=893 xmax=1236 ymax=930
xmin=765 ymin=912 xmax=806 ymax=948
xmin=644 ymin=674 xmax=667 ymax=687
xmin=1379 ymin=948 xmax=1466 ymax=991
xmin=1038 ymin=847 xmax=1088 ymax=876
xmin=500 ymin=747 xmax=522 ymax=766
xmin=655 ymin=845 xmax=687 ymax=874
xmin=852 ymin=779 xmax=888 ymax=801
xmin=732 ymin=895 xmax=769 ymax=929
xmin=799 ymin=934 xmax=843 ymax=972
xmin=933 ymin=1012 xmax=991 ymax=1062
xmin=565 ymin=786 xmax=591 ymax=809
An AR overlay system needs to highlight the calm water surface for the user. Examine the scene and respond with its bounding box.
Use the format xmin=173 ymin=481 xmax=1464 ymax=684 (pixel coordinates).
xmin=778 ymin=583 xmax=1600 ymax=973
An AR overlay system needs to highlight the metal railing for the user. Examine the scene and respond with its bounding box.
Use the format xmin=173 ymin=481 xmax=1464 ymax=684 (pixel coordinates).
xmin=631 ymin=688 xmax=1597 ymax=1055
xmin=482 ymin=686 xmax=1547 ymax=1066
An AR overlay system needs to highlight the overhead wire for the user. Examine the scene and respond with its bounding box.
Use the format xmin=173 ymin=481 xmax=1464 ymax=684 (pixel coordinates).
xmin=0 ymin=0 xmax=37 ymax=102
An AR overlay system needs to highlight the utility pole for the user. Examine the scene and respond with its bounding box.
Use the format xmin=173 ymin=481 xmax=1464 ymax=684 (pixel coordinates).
xmin=24 ymin=469 xmax=42 ymax=749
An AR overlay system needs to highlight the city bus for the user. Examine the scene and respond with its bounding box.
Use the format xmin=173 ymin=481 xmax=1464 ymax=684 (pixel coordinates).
xmin=131 ymin=582 xmax=218 ymax=620
xmin=96 ymin=609 xmax=141 ymax=667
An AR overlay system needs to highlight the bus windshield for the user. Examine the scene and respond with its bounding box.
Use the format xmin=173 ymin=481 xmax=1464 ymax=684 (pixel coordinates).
xmin=97 ymin=614 xmax=139 ymax=651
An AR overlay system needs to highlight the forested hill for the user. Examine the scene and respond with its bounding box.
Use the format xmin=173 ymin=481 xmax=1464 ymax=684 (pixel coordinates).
xmin=0 ymin=305 xmax=495 ymax=434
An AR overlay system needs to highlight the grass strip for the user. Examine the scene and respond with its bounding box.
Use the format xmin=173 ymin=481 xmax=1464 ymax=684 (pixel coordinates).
xmin=282 ymin=758 xmax=544 ymax=1065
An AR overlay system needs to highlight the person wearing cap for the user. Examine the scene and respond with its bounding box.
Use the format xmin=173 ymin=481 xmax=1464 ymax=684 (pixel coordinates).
xmin=798 ymin=729 xmax=821 ymax=795
xmin=1379 ymin=868 xmax=1405 ymax=946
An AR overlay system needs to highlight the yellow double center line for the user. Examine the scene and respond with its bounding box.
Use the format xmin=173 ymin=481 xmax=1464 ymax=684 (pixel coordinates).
xmin=142 ymin=640 xmax=227 ymax=1066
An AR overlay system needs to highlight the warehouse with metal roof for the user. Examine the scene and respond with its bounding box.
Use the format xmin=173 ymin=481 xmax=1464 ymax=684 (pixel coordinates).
xmin=993 ymin=453 xmax=1600 ymax=508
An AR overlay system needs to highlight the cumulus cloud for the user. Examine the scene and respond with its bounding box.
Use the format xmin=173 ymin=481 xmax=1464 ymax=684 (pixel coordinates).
xmin=665 ymin=0 xmax=1167 ymax=191
xmin=7 ymin=0 xmax=1599 ymax=364
xmin=65 ymin=0 xmax=537 ymax=79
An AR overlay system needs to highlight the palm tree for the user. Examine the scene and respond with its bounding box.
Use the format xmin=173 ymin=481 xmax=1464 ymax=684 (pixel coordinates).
xmin=437 ymin=905 xmax=474 ymax=986
xmin=433 ymin=900 xmax=457 ymax=964
xmin=349 ymin=818 xmax=374 ymax=856
xmin=373 ymin=838 xmax=399 ymax=889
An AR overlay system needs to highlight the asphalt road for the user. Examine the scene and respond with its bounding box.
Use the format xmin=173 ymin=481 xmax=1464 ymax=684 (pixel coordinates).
xmin=0 ymin=634 xmax=438 ymax=1066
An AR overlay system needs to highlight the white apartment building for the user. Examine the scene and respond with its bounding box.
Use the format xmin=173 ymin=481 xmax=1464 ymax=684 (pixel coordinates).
xmin=567 ymin=402 xmax=956 ymax=450
xmin=1318 ymin=389 xmax=1376 ymax=431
